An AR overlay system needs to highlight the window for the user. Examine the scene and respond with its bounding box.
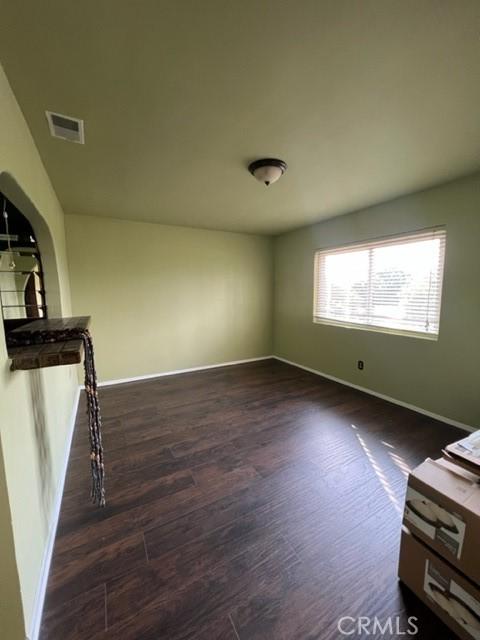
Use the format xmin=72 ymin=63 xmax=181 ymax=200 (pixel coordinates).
xmin=313 ymin=228 xmax=446 ymax=339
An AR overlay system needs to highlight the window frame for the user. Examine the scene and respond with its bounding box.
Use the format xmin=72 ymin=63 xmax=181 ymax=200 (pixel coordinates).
xmin=312 ymin=228 xmax=446 ymax=341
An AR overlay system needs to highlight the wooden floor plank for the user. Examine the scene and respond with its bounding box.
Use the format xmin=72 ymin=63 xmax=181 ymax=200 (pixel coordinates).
xmin=40 ymin=359 xmax=461 ymax=639
xmin=41 ymin=583 xmax=106 ymax=640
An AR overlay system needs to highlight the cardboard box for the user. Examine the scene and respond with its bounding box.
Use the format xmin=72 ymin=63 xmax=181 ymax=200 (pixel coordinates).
xmin=403 ymin=458 xmax=480 ymax=585
xmin=399 ymin=529 xmax=480 ymax=640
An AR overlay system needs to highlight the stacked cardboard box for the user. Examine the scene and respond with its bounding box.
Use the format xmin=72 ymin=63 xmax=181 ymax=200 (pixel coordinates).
xmin=399 ymin=452 xmax=480 ymax=640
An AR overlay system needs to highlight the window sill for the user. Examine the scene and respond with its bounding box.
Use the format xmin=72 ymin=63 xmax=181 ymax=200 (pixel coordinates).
xmin=312 ymin=317 xmax=438 ymax=341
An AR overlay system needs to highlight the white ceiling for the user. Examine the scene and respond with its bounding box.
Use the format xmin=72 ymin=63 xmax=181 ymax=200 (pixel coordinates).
xmin=1 ymin=0 xmax=479 ymax=234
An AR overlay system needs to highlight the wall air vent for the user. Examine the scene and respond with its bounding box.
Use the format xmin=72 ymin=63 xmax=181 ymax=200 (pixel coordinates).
xmin=46 ymin=111 xmax=85 ymax=144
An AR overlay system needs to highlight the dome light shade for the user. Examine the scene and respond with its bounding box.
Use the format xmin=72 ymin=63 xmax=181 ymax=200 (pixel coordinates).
xmin=248 ymin=158 xmax=287 ymax=186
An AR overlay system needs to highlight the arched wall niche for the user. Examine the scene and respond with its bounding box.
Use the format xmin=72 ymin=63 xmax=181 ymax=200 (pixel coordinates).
xmin=0 ymin=172 xmax=62 ymax=325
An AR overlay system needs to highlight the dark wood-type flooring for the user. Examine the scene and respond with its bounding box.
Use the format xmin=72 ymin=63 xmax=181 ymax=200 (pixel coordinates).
xmin=41 ymin=359 xmax=464 ymax=639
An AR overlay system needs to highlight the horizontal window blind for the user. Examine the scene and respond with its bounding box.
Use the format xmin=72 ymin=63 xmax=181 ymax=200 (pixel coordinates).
xmin=313 ymin=228 xmax=446 ymax=337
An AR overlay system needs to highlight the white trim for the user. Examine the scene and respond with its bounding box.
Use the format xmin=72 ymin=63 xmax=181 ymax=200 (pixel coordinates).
xmin=28 ymin=385 xmax=81 ymax=640
xmin=273 ymin=356 xmax=475 ymax=433
xmin=312 ymin=317 xmax=438 ymax=341
xmin=97 ymin=356 xmax=274 ymax=388
xmin=25 ymin=351 xmax=473 ymax=639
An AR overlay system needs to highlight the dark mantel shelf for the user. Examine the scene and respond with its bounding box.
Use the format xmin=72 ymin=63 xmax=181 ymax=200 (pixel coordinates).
xmin=7 ymin=316 xmax=90 ymax=371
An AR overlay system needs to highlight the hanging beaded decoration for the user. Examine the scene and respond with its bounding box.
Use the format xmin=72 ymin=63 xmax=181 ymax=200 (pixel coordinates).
xmin=7 ymin=326 xmax=105 ymax=507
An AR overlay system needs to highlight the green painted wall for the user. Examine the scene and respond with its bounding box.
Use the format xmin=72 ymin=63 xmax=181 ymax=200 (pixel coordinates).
xmin=0 ymin=441 xmax=23 ymax=640
xmin=65 ymin=215 xmax=273 ymax=382
xmin=0 ymin=63 xmax=77 ymax=638
xmin=274 ymin=173 xmax=480 ymax=428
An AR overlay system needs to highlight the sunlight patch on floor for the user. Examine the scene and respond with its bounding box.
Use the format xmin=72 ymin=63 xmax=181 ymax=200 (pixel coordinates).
xmin=355 ymin=432 xmax=403 ymax=516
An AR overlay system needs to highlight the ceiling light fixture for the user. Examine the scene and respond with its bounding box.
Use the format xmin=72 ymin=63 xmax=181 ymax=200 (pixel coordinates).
xmin=248 ymin=158 xmax=287 ymax=186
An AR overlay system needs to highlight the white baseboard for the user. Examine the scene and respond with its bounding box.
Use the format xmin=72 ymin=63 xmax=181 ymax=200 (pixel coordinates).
xmin=97 ymin=355 xmax=274 ymax=388
xmin=27 ymin=354 xmax=272 ymax=637
xmin=273 ymin=356 xmax=475 ymax=433
xmin=25 ymin=351 xmax=472 ymax=638
xmin=97 ymin=353 xmax=474 ymax=432
xmin=27 ymin=385 xmax=81 ymax=640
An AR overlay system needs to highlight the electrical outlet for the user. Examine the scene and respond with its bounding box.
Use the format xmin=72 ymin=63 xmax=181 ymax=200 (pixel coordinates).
xmin=357 ymin=360 xmax=364 ymax=370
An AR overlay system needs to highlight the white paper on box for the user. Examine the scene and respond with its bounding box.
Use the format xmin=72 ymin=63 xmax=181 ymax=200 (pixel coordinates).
xmin=424 ymin=560 xmax=480 ymax=639
xmin=455 ymin=432 xmax=480 ymax=458
xmin=404 ymin=486 xmax=466 ymax=559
